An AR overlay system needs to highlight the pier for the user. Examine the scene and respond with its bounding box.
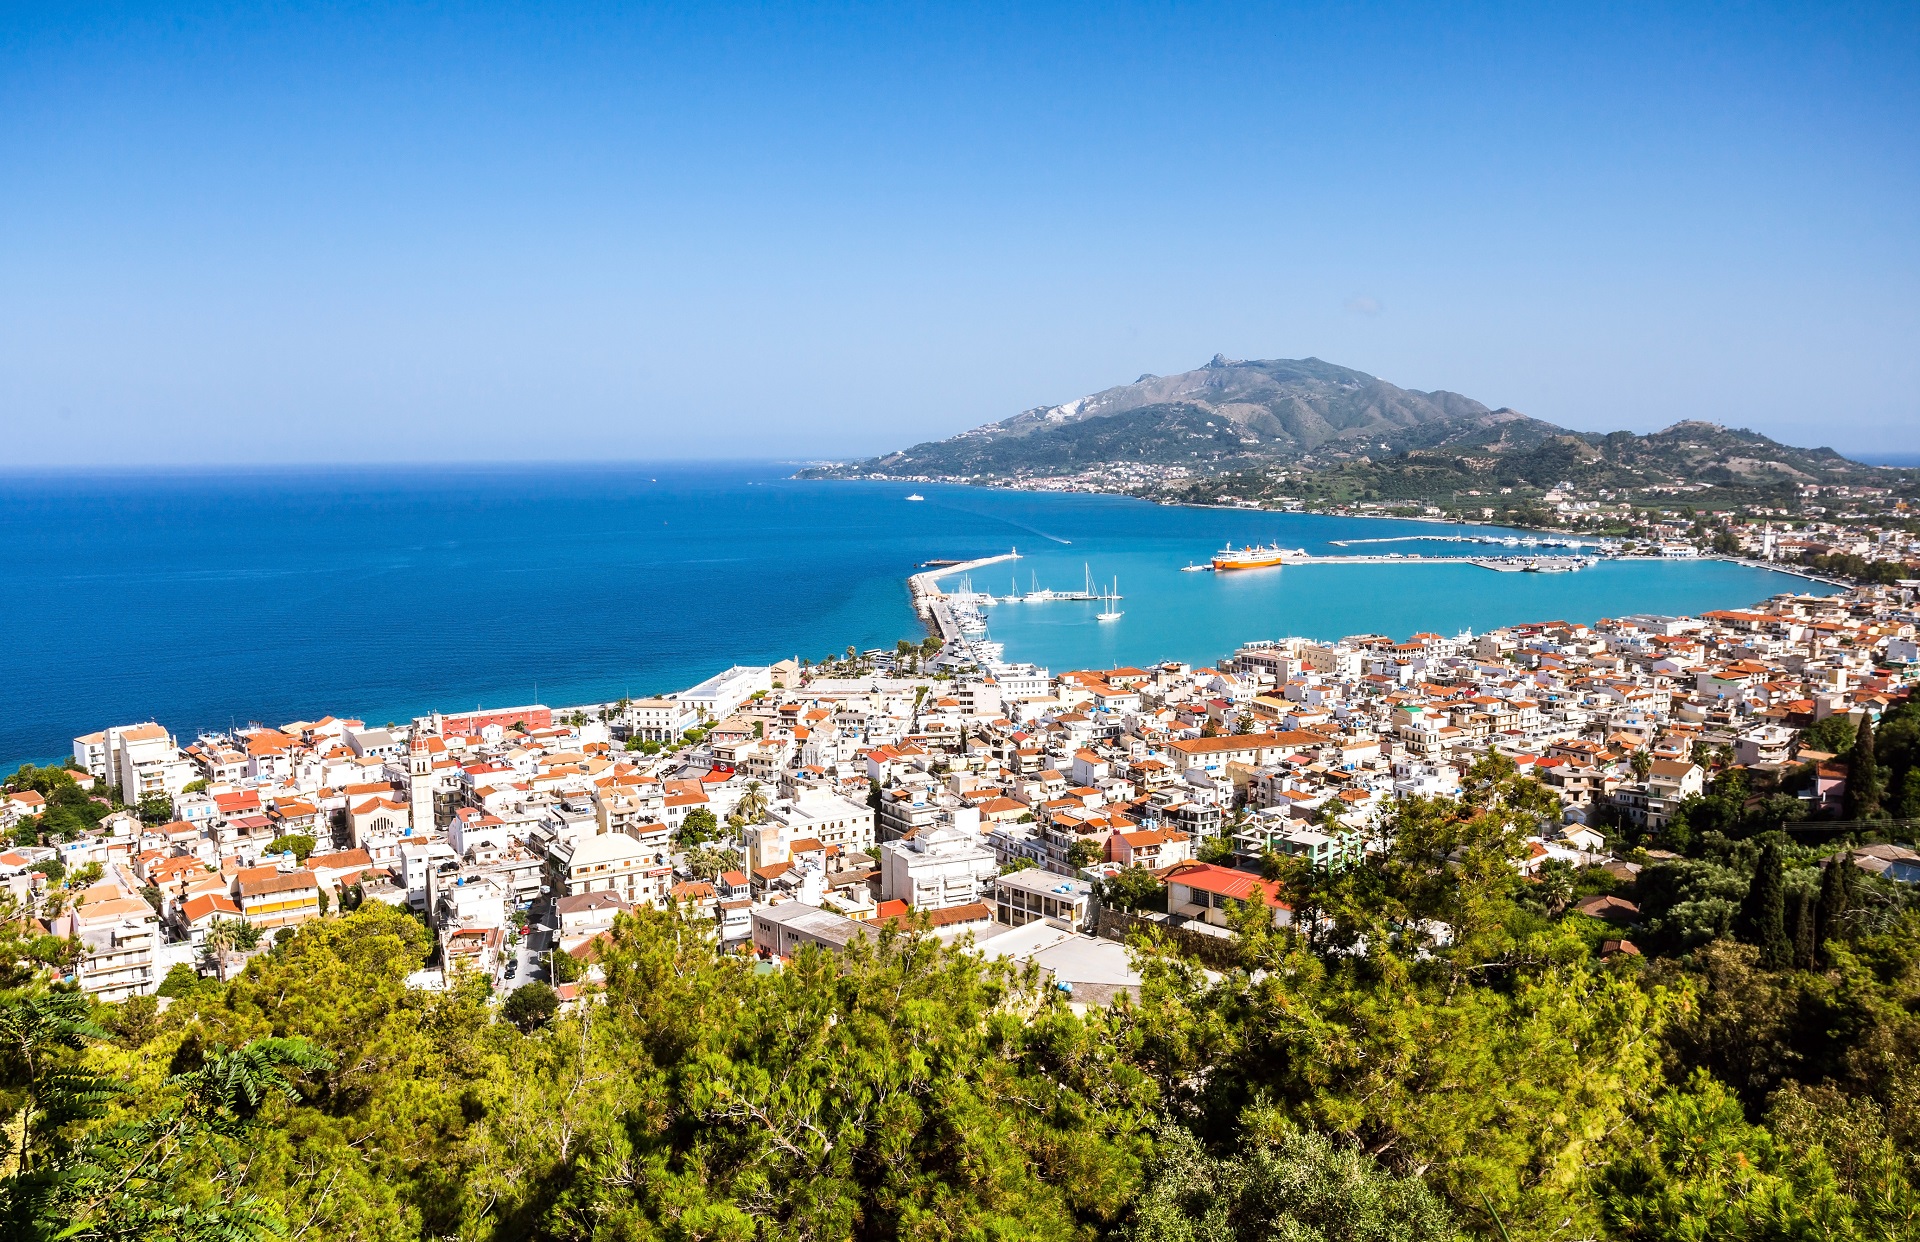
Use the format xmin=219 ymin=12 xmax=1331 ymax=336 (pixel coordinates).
xmin=1327 ymin=533 xmax=1609 ymax=550
xmin=1265 ymin=552 xmax=1598 ymax=572
xmin=909 ymin=549 xmax=1021 ymax=643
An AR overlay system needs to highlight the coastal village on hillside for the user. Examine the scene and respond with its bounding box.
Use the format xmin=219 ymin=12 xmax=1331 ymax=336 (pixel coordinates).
xmin=7 ymin=510 xmax=1920 ymax=1009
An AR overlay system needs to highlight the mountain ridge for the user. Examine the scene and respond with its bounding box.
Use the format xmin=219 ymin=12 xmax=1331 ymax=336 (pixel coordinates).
xmin=801 ymin=355 xmax=1906 ymax=503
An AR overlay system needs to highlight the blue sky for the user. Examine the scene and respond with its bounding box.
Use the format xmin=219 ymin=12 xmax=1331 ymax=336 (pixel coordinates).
xmin=3 ymin=2 xmax=1916 ymax=463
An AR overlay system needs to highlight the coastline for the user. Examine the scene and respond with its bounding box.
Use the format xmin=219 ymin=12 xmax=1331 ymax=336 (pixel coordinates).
xmin=0 ymin=467 xmax=1871 ymax=771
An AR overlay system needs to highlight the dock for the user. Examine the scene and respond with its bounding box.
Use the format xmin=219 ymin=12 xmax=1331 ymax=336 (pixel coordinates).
xmin=1277 ymin=552 xmax=1598 ymax=571
xmin=909 ymin=549 xmax=1021 ymax=643
xmin=1327 ymin=533 xmax=1609 ymax=551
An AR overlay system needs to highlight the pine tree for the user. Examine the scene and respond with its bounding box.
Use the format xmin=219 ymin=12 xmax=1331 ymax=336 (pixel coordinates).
xmin=1739 ymin=838 xmax=1790 ymax=968
xmin=1815 ymin=849 xmax=1855 ymax=964
xmin=1789 ymin=887 xmax=1816 ymax=969
xmin=1843 ymin=713 xmax=1882 ymax=820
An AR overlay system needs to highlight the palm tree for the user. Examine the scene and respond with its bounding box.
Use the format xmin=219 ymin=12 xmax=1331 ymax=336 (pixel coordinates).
xmin=203 ymin=917 xmax=261 ymax=984
xmin=736 ymin=780 xmax=769 ymax=827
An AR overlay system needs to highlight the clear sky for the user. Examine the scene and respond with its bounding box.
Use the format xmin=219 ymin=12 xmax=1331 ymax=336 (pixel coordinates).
xmin=3 ymin=2 xmax=1917 ymax=465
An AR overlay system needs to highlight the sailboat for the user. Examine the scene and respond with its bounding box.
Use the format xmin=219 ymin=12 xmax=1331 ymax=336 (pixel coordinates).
xmin=1097 ymin=576 xmax=1123 ymax=621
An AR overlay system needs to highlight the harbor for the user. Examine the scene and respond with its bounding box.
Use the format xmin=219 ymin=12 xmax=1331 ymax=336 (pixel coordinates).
xmin=908 ymin=549 xmax=1022 ymax=643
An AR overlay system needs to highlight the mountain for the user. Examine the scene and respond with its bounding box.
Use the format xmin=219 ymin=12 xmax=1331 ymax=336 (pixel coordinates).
xmin=803 ymin=355 xmax=1910 ymax=503
xmin=813 ymin=355 xmax=1557 ymax=478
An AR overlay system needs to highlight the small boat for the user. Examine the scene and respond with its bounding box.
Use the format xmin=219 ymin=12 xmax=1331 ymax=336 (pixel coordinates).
xmin=905 ymin=493 xmax=925 ymax=501
xmin=1180 ymin=561 xmax=1209 ymax=572
xmin=1097 ymin=576 xmax=1123 ymax=621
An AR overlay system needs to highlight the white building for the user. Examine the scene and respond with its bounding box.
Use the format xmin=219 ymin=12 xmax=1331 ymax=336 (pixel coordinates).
xmin=72 ymin=731 xmax=111 ymax=781
xmin=880 ymin=822 xmax=998 ymax=910
xmin=763 ymin=788 xmax=875 ymax=856
xmin=992 ymin=868 xmax=1092 ymax=930
xmin=624 ymin=698 xmax=694 ymax=742
xmin=674 ymin=666 xmax=772 ymax=723
xmin=58 ymin=897 xmax=161 ymax=1001
xmin=106 ymin=723 xmax=197 ymax=809
xmin=547 ymin=830 xmax=662 ymax=906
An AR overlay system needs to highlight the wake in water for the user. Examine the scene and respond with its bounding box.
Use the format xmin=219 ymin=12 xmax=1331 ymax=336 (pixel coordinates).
xmin=926 ymin=499 xmax=1072 ymax=545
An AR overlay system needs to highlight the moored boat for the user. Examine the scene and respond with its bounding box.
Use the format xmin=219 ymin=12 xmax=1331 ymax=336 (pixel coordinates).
xmin=1211 ymin=543 xmax=1301 ymax=571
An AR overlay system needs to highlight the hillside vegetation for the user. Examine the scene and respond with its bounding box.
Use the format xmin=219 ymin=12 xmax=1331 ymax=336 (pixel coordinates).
xmin=803 ymin=356 xmax=1915 ymax=507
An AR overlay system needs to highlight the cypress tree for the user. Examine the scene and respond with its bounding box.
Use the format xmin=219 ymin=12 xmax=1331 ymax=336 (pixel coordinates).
xmin=1843 ymin=713 xmax=1882 ymax=820
xmin=1815 ymin=850 xmax=1854 ymax=964
xmin=1739 ymin=838 xmax=1790 ymax=968
xmin=1790 ymin=887 xmax=1816 ymax=969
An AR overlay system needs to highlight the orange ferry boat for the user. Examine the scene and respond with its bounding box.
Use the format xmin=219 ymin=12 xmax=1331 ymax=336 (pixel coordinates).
xmin=1211 ymin=543 xmax=1301 ymax=571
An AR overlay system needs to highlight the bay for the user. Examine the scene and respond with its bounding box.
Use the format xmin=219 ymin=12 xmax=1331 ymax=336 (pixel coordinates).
xmin=0 ymin=463 xmax=1830 ymax=769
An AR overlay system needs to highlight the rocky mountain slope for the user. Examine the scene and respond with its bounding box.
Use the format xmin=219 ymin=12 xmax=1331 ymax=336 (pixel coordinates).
xmin=814 ymin=355 xmax=1552 ymax=477
xmin=803 ymin=355 xmax=1907 ymax=500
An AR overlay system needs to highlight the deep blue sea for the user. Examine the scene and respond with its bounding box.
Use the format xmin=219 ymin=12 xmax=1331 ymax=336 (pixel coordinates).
xmin=0 ymin=463 xmax=1831 ymax=770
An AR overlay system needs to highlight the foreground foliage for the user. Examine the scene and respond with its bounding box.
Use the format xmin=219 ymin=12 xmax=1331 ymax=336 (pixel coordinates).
xmin=5 ymin=757 xmax=1919 ymax=1239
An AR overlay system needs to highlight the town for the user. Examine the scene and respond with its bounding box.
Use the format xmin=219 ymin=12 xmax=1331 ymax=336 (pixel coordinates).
xmin=8 ymin=561 xmax=1918 ymax=1013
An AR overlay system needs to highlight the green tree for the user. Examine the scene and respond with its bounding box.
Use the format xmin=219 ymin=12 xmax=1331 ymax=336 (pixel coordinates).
xmin=0 ymin=1032 xmax=332 ymax=1241
xmin=0 ymin=990 xmax=120 ymax=1179
xmin=676 ymin=806 xmax=720 ymax=848
xmin=265 ymin=833 xmax=315 ymax=863
xmin=1800 ymin=713 xmax=1857 ymax=756
xmin=1122 ymin=1122 xmax=1461 ymax=1242
xmin=1737 ymin=838 xmax=1790 ymax=968
xmin=1197 ymin=834 xmax=1237 ymax=865
xmin=154 ymin=962 xmax=210 ymax=999
xmin=1531 ymin=858 xmax=1578 ymax=918
xmin=1096 ymin=866 xmax=1164 ymax=914
xmin=203 ymin=917 xmax=262 ymax=984
xmin=550 ymin=944 xmax=586 ymax=984
xmin=135 ymin=794 xmax=174 ymax=824
xmin=683 ymin=844 xmax=742 ymax=881
xmin=1842 ymin=711 xmax=1882 ymax=820
xmin=500 ymin=982 xmax=559 ymax=1033
xmin=735 ymin=780 xmax=769 ymax=826
xmin=1067 ymin=837 xmax=1102 ymax=869
xmin=1814 ymin=850 xmax=1856 ymax=963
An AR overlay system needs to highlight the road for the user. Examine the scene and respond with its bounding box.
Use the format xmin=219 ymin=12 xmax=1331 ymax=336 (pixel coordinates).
xmin=500 ymin=896 xmax=554 ymax=991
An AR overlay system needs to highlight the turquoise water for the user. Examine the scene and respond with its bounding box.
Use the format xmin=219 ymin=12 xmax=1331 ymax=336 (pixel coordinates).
xmin=0 ymin=464 xmax=1829 ymax=768
xmin=921 ymin=487 xmax=1829 ymax=671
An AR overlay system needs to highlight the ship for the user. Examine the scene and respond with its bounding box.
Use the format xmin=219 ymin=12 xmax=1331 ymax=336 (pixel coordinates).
xmin=1210 ymin=543 xmax=1303 ymax=571
xmin=905 ymin=493 xmax=925 ymax=501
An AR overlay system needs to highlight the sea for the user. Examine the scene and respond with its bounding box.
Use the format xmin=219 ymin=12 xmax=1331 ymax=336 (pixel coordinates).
xmin=0 ymin=462 xmax=1833 ymax=770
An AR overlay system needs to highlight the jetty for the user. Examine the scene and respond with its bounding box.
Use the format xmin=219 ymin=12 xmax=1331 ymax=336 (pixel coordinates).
xmin=909 ymin=549 xmax=1021 ymax=642
xmin=1327 ymin=533 xmax=1610 ymax=550
xmin=1240 ymin=551 xmax=1598 ymax=572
